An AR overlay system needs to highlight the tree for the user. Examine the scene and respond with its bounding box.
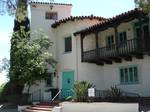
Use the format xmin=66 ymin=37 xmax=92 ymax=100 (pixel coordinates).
xmin=0 ymin=58 xmax=10 ymax=73
xmin=135 ymin=0 xmax=150 ymax=13
xmin=0 ymin=0 xmax=54 ymax=16
xmin=0 ymin=0 xmax=56 ymax=95
xmin=11 ymin=27 xmax=56 ymax=92
xmin=8 ymin=0 xmax=30 ymax=95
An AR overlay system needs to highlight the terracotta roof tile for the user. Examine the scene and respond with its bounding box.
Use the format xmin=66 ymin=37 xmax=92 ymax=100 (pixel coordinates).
xmin=74 ymin=8 xmax=146 ymax=36
xmin=51 ymin=15 xmax=107 ymax=28
xmin=30 ymin=1 xmax=72 ymax=6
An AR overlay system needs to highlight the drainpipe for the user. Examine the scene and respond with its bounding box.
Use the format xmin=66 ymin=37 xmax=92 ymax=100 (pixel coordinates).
xmin=75 ymin=35 xmax=79 ymax=81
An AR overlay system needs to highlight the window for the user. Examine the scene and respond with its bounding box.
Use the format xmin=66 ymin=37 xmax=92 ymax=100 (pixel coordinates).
xmin=45 ymin=12 xmax=58 ymax=20
xmin=64 ymin=36 xmax=72 ymax=53
xmin=120 ymin=66 xmax=139 ymax=84
xmin=46 ymin=74 xmax=53 ymax=87
xmin=106 ymin=35 xmax=114 ymax=47
xmin=118 ymin=31 xmax=127 ymax=43
xmin=135 ymin=27 xmax=140 ymax=38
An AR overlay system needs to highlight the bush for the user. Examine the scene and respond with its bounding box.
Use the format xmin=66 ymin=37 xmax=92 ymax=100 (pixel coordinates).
xmin=107 ymin=86 xmax=122 ymax=102
xmin=0 ymin=81 xmax=30 ymax=104
xmin=1 ymin=81 xmax=24 ymax=96
xmin=4 ymin=94 xmax=30 ymax=105
xmin=74 ymin=81 xmax=92 ymax=102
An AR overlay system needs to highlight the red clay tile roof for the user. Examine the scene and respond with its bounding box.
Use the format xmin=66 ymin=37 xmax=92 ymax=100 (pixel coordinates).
xmin=74 ymin=8 xmax=146 ymax=36
xmin=30 ymin=1 xmax=72 ymax=6
xmin=51 ymin=15 xmax=107 ymax=28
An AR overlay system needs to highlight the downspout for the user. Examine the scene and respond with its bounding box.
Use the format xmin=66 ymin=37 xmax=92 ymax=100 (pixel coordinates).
xmin=75 ymin=35 xmax=79 ymax=81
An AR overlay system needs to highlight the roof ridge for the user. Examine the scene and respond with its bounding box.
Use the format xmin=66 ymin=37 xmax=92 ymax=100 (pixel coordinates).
xmin=30 ymin=1 xmax=72 ymax=6
xmin=74 ymin=8 xmax=146 ymax=35
xmin=52 ymin=15 xmax=106 ymax=28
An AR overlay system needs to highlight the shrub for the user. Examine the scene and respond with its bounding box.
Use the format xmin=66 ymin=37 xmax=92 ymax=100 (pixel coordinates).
xmin=74 ymin=81 xmax=92 ymax=102
xmin=0 ymin=81 xmax=30 ymax=104
xmin=107 ymin=86 xmax=122 ymax=102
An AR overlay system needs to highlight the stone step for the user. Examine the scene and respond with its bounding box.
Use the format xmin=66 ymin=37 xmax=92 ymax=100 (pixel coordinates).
xmin=24 ymin=108 xmax=52 ymax=112
xmin=24 ymin=102 xmax=59 ymax=112
xmin=33 ymin=105 xmax=54 ymax=108
xmin=28 ymin=106 xmax=53 ymax=111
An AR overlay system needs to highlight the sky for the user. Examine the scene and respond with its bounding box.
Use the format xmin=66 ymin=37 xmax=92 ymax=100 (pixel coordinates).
xmin=0 ymin=0 xmax=135 ymax=84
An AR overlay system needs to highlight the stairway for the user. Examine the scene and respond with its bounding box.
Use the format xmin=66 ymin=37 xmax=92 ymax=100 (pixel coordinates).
xmin=24 ymin=102 xmax=59 ymax=112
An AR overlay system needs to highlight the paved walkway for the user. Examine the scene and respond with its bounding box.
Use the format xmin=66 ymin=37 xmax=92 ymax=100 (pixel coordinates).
xmin=0 ymin=104 xmax=18 ymax=112
xmin=0 ymin=108 xmax=18 ymax=112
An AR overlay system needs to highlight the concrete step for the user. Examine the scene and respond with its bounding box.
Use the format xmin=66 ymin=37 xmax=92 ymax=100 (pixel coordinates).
xmin=28 ymin=106 xmax=53 ymax=111
xmin=24 ymin=102 xmax=58 ymax=112
xmin=24 ymin=108 xmax=52 ymax=112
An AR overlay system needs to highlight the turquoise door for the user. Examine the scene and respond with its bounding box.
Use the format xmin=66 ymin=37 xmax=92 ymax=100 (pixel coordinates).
xmin=62 ymin=71 xmax=74 ymax=99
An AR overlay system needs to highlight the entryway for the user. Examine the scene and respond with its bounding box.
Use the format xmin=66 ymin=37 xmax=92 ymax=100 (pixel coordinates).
xmin=61 ymin=71 xmax=74 ymax=99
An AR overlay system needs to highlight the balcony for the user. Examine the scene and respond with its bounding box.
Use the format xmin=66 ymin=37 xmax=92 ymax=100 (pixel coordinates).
xmin=83 ymin=38 xmax=150 ymax=65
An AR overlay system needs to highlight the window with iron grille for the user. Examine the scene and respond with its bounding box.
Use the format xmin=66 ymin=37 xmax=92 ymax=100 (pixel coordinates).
xmin=45 ymin=12 xmax=58 ymax=20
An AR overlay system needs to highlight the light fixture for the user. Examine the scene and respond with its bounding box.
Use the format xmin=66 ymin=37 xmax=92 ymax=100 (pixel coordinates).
xmin=50 ymin=4 xmax=53 ymax=10
xmin=49 ymin=0 xmax=54 ymax=10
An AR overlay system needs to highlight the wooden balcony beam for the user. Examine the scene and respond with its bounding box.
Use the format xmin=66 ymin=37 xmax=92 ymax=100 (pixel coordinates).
xmin=119 ymin=55 xmax=132 ymax=61
xmin=98 ymin=58 xmax=112 ymax=64
xmin=109 ymin=57 xmax=122 ymax=63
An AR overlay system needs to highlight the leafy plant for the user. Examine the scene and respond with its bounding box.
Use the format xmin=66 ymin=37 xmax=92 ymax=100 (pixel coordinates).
xmin=65 ymin=96 xmax=73 ymax=101
xmin=10 ymin=27 xmax=57 ymax=93
xmin=107 ymin=86 xmax=122 ymax=102
xmin=135 ymin=0 xmax=150 ymax=13
xmin=74 ymin=81 xmax=92 ymax=102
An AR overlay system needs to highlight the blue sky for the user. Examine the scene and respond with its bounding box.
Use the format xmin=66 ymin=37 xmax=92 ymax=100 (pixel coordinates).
xmin=0 ymin=0 xmax=135 ymax=83
xmin=0 ymin=0 xmax=135 ymax=59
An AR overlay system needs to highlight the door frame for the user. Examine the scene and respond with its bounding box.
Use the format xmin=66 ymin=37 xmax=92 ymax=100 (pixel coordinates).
xmin=61 ymin=70 xmax=75 ymax=99
xmin=61 ymin=70 xmax=75 ymax=89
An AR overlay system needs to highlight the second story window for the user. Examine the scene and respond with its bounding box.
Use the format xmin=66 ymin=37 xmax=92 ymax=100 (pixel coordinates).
xmin=106 ymin=35 xmax=114 ymax=47
xmin=45 ymin=12 xmax=58 ymax=20
xmin=118 ymin=31 xmax=127 ymax=43
xmin=64 ymin=36 xmax=72 ymax=53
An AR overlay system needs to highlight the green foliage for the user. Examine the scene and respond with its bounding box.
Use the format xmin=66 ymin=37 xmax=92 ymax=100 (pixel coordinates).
xmin=0 ymin=82 xmax=29 ymax=104
xmin=73 ymin=81 xmax=92 ymax=102
xmin=65 ymin=96 xmax=73 ymax=101
xmin=0 ymin=58 xmax=9 ymax=73
xmin=10 ymin=27 xmax=56 ymax=90
xmin=0 ymin=83 xmax=5 ymax=96
xmin=135 ymin=0 xmax=150 ymax=13
xmin=107 ymin=86 xmax=122 ymax=102
xmin=0 ymin=81 xmax=23 ymax=96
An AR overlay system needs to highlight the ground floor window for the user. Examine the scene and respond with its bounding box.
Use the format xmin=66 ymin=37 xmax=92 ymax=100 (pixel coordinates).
xmin=46 ymin=74 xmax=53 ymax=87
xmin=120 ymin=66 xmax=139 ymax=84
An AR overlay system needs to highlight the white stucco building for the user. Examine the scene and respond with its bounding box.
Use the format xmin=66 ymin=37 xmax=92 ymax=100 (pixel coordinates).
xmin=27 ymin=1 xmax=150 ymax=101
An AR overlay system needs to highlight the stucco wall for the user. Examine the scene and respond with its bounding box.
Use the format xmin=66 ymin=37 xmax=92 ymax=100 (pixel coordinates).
xmin=84 ymin=33 xmax=96 ymax=51
xmin=83 ymin=19 xmax=138 ymax=49
xmin=30 ymin=3 xmax=72 ymax=59
xmin=26 ymin=3 xmax=72 ymax=96
xmin=74 ymin=19 xmax=150 ymax=96
xmin=76 ymin=35 xmax=105 ymax=89
xmin=30 ymin=4 xmax=150 ymax=97
xmin=55 ymin=19 xmax=102 ymax=89
xmin=60 ymin=102 xmax=138 ymax=112
xmin=102 ymin=55 xmax=150 ymax=96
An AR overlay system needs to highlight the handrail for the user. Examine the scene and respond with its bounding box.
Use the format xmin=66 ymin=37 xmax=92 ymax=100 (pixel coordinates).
xmin=122 ymin=91 xmax=140 ymax=97
xmin=51 ymin=89 xmax=62 ymax=102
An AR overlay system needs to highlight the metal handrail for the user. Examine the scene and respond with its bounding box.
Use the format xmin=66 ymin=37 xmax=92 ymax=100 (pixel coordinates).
xmin=51 ymin=89 xmax=62 ymax=102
